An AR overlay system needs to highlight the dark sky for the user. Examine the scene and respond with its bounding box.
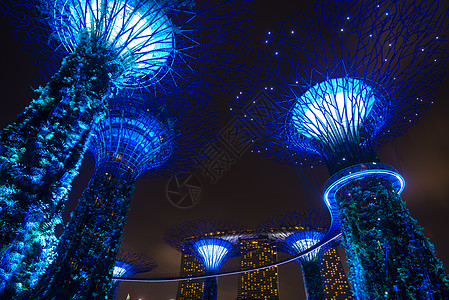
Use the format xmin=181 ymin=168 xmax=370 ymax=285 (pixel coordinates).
xmin=1 ymin=1 xmax=449 ymax=300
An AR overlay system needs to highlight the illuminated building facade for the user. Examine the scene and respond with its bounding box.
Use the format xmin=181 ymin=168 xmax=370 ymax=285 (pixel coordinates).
xmin=176 ymin=253 xmax=204 ymax=300
xmin=237 ymin=235 xmax=279 ymax=300
xmin=321 ymin=247 xmax=352 ymax=300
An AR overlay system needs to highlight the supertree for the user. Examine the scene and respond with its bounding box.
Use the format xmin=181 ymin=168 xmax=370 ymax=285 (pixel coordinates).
xmin=0 ymin=0 xmax=249 ymax=294
xmin=260 ymin=209 xmax=331 ymax=300
xmin=112 ymin=248 xmax=157 ymax=298
xmin=17 ymin=87 xmax=218 ymax=300
xmin=233 ymin=0 xmax=449 ymax=298
xmin=164 ymin=219 xmax=244 ymax=300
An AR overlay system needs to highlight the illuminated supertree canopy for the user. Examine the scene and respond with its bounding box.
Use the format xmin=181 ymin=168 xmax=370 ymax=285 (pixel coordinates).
xmin=0 ymin=0 xmax=249 ymax=296
xmin=2 ymin=0 xmax=249 ymax=88
xmin=193 ymin=238 xmax=234 ymax=273
xmin=19 ymin=88 xmax=218 ymax=300
xmin=164 ymin=219 xmax=244 ymax=300
xmin=112 ymin=248 xmax=157 ymax=296
xmin=89 ymin=95 xmax=175 ymax=182
xmin=234 ymin=0 xmax=449 ymax=298
xmin=261 ymin=209 xmax=330 ymax=300
xmin=237 ymin=0 xmax=448 ymax=173
xmin=50 ymin=0 xmax=175 ymax=85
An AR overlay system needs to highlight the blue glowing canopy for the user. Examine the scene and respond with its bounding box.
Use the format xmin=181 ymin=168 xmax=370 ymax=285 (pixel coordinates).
xmin=89 ymin=96 xmax=174 ymax=180
xmin=291 ymin=77 xmax=376 ymax=143
xmin=113 ymin=262 xmax=134 ymax=278
xmin=55 ymin=0 xmax=174 ymax=83
xmin=285 ymin=231 xmax=326 ymax=262
xmin=192 ymin=238 xmax=233 ymax=272
xmin=112 ymin=249 xmax=157 ymax=279
xmin=232 ymin=0 xmax=447 ymax=172
xmin=261 ymin=210 xmax=331 ymax=263
xmin=164 ymin=219 xmax=244 ymax=275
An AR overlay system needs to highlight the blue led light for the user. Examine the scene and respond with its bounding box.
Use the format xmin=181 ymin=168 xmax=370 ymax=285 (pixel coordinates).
xmin=291 ymin=77 xmax=376 ymax=141
xmin=111 ymin=249 xmax=157 ymax=282
xmin=113 ymin=262 xmax=133 ymax=278
xmin=57 ymin=0 xmax=174 ymax=82
xmin=324 ymin=163 xmax=405 ymax=208
xmin=113 ymin=266 xmax=127 ymax=277
xmin=285 ymin=231 xmax=326 ymax=262
xmin=193 ymin=238 xmax=232 ymax=272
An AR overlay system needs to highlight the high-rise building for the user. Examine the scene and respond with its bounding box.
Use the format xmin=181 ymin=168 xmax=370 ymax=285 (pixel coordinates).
xmin=176 ymin=253 xmax=204 ymax=300
xmin=237 ymin=235 xmax=279 ymax=300
xmin=321 ymin=247 xmax=353 ymax=300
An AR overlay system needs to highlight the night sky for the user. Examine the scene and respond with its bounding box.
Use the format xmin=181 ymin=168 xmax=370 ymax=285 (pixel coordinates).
xmin=1 ymin=1 xmax=449 ymax=300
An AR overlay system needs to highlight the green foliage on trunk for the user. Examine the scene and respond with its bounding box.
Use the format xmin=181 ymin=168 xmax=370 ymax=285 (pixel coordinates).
xmin=203 ymin=276 xmax=218 ymax=300
xmin=301 ymin=260 xmax=325 ymax=300
xmin=0 ymin=37 xmax=115 ymax=298
xmin=336 ymin=177 xmax=449 ymax=299
xmin=28 ymin=168 xmax=135 ymax=299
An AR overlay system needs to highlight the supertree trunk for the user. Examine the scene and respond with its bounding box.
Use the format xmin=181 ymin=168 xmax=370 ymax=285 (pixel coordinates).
xmin=203 ymin=276 xmax=218 ymax=300
xmin=335 ymin=176 xmax=449 ymax=299
xmin=0 ymin=37 xmax=114 ymax=297
xmin=300 ymin=260 xmax=325 ymax=300
xmin=27 ymin=167 xmax=134 ymax=299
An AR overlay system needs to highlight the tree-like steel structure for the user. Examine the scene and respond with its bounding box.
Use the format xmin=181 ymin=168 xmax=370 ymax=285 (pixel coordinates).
xmin=114 ymin=249 xmax=157 ymax=279
xmin=0 ymin=0 xmax=248 ymax=296
xmin=112 ymin=248 xmax=157 ymax=297
xmin=260 ymin=209 xmax=331 ymax=300
xmin=16 ymin=88 xmax=217 ymax=299
xmin=165 ymin=219 xmax=244 ymax=300
xmin=234 ymin=0 xmax=449 ymax=299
